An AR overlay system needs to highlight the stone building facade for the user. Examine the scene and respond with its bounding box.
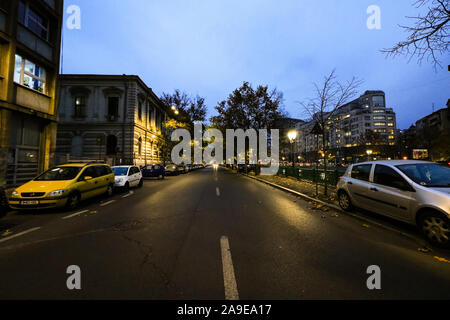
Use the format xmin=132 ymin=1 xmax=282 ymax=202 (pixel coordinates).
xmin=56 ymin=75 xmax=170 ymax=167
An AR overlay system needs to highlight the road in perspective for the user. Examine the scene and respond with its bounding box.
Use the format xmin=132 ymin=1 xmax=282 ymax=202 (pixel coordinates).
xmin=1 ymin=166 xmax=449 ymax=300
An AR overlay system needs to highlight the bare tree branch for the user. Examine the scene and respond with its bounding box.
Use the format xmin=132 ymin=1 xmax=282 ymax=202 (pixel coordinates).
xmin=298 ymin=69 xmax=363 ymax=196
xmin=382 ymin=0 xmax=450 ymax=69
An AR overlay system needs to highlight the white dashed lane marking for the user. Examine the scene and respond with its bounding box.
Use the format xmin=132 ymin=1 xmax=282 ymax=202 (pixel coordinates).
xmin=100 ymin=200 xmax=116 ymax=207
xmin=62 ymin=210 xmax=89 ymax=220
xmin=216 ymin=187 xmax=220 ymax=197
xmin=122 ymin=191 xmax=134 ymax=198
xmin=0 ymin=227 xmax=41 ymax=244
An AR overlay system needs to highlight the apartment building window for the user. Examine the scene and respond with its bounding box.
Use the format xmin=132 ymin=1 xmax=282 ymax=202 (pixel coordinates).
xmin=372 ymin=96 xmax=385 ymax=107
xmin=373 ymin=116 xmax=386 ymax=120
xmin=18 ymin=1 xmax=49 ymax=41
xmin=138 ymin=137 xmax=142 ymax=155
xmin=365 ymin=116 xmax=371 ymax=120
xmin=107 ymin=97 xmax=119 ymax=120
xmin=387 ymin=122 xmax=394 ymax=127
xmin=365 ymin=123 xmax=371 ymax=127
xmin=14 ymin=54 xmax=46 ymax=93
xmin=74 ymin=96 xmax=86 ymax=118
xmin=374 ymin=122 xmax=386 ymax=126
xmin=138 ymin=102 xmax=142 ymax=120
xmin=373 ymin=109 xmax=384 ymax=113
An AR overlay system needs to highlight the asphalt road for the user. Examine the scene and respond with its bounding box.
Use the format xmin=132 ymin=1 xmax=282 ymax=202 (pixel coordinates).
xmin=0 ymin=167 xmax=449 ymax=299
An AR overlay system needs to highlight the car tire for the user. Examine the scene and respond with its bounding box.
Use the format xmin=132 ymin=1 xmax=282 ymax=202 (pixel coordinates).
xmin=124 ymin=182 xmax=130 ymax=192
xmin=66 ymin=192 xmax=80 ymax=211
xmin=338 ymin=190 xmax=353 ymax=211
xmin=418 ymin=211 xmax=450 ymax=248
xmin=138 ymin=179 xmax=143 ymax=188
xmin=105 ymin=184 xmax=114 ymax=197
xmin=158 ymin=174 xmax=164 ymax=180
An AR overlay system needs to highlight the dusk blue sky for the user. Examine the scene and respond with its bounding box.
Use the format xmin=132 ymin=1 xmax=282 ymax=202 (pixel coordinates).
xmin=62 ymin=0 xmax=449 ymax=129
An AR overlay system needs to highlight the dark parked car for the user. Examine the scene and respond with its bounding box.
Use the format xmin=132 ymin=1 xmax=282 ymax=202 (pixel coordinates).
xmin=165 ymin=164 xmax=179 ymax=176
xmin=177 ymin=164 xmax=188 ymax=174
xmin=141 ymin=164 xmax=165 ymax=179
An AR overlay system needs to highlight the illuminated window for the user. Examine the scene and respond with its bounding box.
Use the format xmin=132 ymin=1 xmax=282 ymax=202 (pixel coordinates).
xmin=389 ymin=136 xmax=395 ymax=140
xmin=374 ymin=122 xmax=386 ymax=126
xmin=388 ymin=123 xmax=394 ymax=127
xmin=14 ymin=54 xmax=46 ymax=93
xmin=74 ymin=96 xmax=86 ymax=118
xmin=373 ymin=116 xmax=386 ymax=120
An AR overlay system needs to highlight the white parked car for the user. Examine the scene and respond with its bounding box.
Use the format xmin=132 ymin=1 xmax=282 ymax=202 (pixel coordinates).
xmin=112 ymin=166 xmax=143 ymax=190
xmin=337 ymin=160 xmax=450 ymax=247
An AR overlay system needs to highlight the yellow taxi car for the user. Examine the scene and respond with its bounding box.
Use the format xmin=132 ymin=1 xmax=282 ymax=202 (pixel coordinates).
xmin=8 ymin=163 xmax=115 ymax=210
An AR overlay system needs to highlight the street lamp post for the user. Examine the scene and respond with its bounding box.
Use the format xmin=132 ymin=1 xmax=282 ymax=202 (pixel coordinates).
xmin=288 ymin=130 xmax=297 ymax=170
xmin=366 ymin=149 xmax=373 ymax=162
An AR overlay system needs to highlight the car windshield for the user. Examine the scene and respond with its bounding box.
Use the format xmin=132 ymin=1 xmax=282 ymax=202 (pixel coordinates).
xmin=396 ymin=163 xmax=450 ymax=188
xmin=113 ymin=167 xmax=129 ymax=176
xmin=35 ymin=167 xmax=82 ymax=181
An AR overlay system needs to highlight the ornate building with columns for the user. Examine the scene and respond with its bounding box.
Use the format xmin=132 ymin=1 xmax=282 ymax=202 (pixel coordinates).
xmin=56 ymin=74 xmax=170 ymax=167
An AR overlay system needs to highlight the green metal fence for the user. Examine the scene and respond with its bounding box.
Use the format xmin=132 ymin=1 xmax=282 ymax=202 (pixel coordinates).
xmin=276 ymin=166 xmax=346 ymax=186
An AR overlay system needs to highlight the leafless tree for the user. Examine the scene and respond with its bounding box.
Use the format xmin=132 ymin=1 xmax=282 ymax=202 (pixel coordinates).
xmin=382 ymin=0 xmax=450 ymax=69
xmin=299 ymin=70 xmax=363 ymax=196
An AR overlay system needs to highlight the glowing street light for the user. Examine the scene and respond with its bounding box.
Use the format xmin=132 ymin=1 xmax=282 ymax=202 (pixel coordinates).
xmin=287 ymin=130 xmax=297 ymax=168
xmin=288 ymin=130 xmax=297 ymax=143
xmin=366 ymin=149 xmax=373 ymax=161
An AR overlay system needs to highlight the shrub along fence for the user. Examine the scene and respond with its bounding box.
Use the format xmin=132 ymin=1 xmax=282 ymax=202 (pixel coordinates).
xmin=276 ymin=166 xmax=347 ymax=187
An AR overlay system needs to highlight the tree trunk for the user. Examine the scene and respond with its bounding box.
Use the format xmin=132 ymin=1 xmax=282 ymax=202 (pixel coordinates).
xmin=323 ymin=132 xmax=328 ymax=196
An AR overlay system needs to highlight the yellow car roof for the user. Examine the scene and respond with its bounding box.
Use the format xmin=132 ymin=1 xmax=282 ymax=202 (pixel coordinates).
xmin=57 ymin=163 xmax=98 ymax=168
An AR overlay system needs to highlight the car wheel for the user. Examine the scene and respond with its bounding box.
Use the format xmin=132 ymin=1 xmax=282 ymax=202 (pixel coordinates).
xmin=124 ymin=182 xmax=130 ymax=192
xmin=138 ymin=179 xmax=143 ymax=188
xmin=66 ymin=192 xmax=80 ymax=210
xmin=106 ymin=184 xmax=114 ymax=197
xmin=419 ymin=212 xmax=450 ymax=248
xmin=338 ymin=190 xmax=353 ymax=211
xmin=158 ymin=174 xmax=163 ymax=180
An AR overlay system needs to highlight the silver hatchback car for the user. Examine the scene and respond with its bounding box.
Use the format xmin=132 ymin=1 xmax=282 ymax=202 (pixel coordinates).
xmin=337 ymin=160 xmax=450 ymax=247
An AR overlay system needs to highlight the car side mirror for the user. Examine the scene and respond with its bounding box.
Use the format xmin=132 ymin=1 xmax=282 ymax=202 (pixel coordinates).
xmin=84 ymin=176 xmax=93 ymax=181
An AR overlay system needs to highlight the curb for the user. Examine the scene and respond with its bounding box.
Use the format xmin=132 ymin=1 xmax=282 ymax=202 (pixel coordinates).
xmin=241 ymin=173 xmax=429 ymax=248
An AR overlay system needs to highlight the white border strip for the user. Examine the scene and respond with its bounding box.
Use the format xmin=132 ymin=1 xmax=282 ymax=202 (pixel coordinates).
xmin=220 ymin=236 xmax=239 ymax=300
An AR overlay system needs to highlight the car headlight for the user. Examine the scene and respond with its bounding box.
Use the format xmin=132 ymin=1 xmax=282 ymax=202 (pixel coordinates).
xmin=48 ymin=189 xmax=67 ymax=197
xmin=11 ymin=190 xmax=19 ymax=197
xmin=116 ymin=178 xmax=123 ymax=182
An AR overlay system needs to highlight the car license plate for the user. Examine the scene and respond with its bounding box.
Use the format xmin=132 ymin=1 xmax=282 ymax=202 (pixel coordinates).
xmin=20 ymin=200 xmax=39 ymax=206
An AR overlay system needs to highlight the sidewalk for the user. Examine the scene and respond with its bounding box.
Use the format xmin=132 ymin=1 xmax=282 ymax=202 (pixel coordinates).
xmin=249 ymin=173 xmax=339 ymax=207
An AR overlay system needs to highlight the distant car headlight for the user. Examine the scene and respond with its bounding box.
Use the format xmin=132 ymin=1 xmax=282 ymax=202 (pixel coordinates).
xmin=11 ymin=190 xmax=19 ymax=197
xmin=48 ymin=189 xmax=67 ymax=197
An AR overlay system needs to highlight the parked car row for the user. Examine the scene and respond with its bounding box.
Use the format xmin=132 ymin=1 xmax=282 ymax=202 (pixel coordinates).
xmin=163 ymin=163 xmax=205 ymax=176
xmin=3 ymin=162 xmax=206 ymax=213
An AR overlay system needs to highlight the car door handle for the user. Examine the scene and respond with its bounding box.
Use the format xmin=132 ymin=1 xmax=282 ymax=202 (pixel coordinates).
xmin=370 ymin=187 xmax=378 ymax=192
